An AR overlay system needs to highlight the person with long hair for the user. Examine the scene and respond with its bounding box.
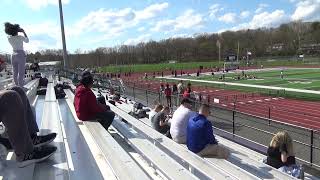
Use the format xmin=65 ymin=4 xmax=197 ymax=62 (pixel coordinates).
xmin=4 ymin=22 xmax=29 ymax=87
xmin=267 ymin=131 xmax=296 ymax=169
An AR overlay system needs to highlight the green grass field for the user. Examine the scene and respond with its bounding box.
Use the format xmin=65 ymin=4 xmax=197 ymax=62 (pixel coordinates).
xmin=192 ymin=68 xmax=320 ymax=90
xmin=99 ymin=62 xmax=223 ymax=73
xmin=99 ymin=58 xmax=320 ymax=73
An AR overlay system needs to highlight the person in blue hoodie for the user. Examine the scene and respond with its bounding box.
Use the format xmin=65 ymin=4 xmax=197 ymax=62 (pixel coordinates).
xmin=187 ymin=104 xmax=229 ymax=159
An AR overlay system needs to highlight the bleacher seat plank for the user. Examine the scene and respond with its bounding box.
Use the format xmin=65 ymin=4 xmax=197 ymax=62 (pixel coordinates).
xmin=64 ymin=89 xmax=148 ymax=180
xmin=0 ymin=161 xmax=34 ymax=180
xmin=84 ymin=121 xmax=151 ymax=180
xmin=45 ymin=83 xmax=56 ymax=102
xmin=112 ymin=120 xmax=199 ymax=180
xmin=33 ymin=82 xmax=69 ymax=180
xmin=215 ymin=136 xmax=319 ymax=180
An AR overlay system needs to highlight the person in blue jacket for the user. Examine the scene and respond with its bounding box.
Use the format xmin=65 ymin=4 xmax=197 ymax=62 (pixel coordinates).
xmin=187 ymin=104 xmax=229 ymax=159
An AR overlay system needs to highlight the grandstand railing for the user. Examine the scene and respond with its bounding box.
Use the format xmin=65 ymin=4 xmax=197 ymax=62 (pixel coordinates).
xmin=123 ymin=81 xmax=320 ymax=170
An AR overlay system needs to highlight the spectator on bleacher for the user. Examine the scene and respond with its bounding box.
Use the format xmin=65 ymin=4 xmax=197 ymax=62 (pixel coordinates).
xmin=170 ymin=98 xmax=194 ymax=144
xmin=0 ymin=86 xmax=57 ymax=167
xmin=151 ymin=106 xmax=171 ymax=137
xmin=0 ymin=57 xmax=5 ymax=72
xmin=164 ymin=83 xmax=172 ymax=107
xmin=267 ymin=131 xmax=296 ymax=169
xmin=149 ymin=104 xmax=163 ymax=122
xmin=177 ymin=80 xmax=184 ymax=95
xmin=183 ymin=87 xmax=192 ymax=99
xmin=160 ymin=83 xmax=165 ymax=93
xmin=4 ymin=22 xmax=29 ymax=87
xmin=172 ymin=83 xmax=178 ymax=106
xmin=187 ymin=104 xmax=229 ymax=159
xmin=74 ymin=71 xmax=115 ymax=131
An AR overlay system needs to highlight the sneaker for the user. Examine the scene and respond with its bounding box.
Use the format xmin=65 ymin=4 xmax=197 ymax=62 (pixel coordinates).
xmin=32 ymin=133 xmax=57 ymax=147
xmin=18 ymin=145 xmax=57 ymax=168
xmin=0 ymin=137 xmax=12 ymax=150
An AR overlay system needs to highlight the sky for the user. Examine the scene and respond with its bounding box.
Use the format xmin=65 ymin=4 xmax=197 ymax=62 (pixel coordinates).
xmin=0 ymin=0 xmax=320 ymax=53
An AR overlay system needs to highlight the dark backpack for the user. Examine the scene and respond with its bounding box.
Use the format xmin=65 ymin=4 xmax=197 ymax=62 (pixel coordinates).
xmin=134 ymin=102 xmax=143 ymax=110
xmin=54 ymin=84 xmax=66 ymax=99
xmin=97 ymin=94 xmax=106 ymax=105
xmin=39 ymin=77 xmax=48 ymax=87
xmin=36 ymin=88 xmax=47 ymax=95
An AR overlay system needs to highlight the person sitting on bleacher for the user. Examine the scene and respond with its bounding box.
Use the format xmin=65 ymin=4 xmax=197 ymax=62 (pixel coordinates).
xmin=170 ymin=98 xmax=194 ymax=144
xmin=266 ymin=131 xmax=304 ymax=178
xmin=74 ymin=71 xmax=115 ymax=130
xmin=149 ymin=104 xmax=163 ymax=122
xmin=0 ymin=86 xmax=57 ymax=167
xmin=267 ymin=131 xmax=296 ymax=169
xmin=187 ymin=104 xmax=229 ymax=159
xmin=151 ymin=106 xmax=171 ymax=137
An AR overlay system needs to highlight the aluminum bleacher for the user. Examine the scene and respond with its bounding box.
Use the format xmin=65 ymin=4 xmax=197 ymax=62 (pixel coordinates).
xmin=2 ymin=73 xmax=319 ymax=180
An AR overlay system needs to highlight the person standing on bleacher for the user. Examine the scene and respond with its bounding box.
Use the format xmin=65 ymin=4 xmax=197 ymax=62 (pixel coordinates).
xmin=4 ymin=22 xmax=29 ymax=87
xmin=0 ymin=86 xmax=57 ymax=167
xmin=74 ymin=71 xmax=115 ymax=130
xmin=187 ymin=104 xmax=229 ymax=159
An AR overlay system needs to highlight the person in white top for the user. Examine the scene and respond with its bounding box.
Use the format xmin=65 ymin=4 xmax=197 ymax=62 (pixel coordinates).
xmin=5 ymin=22 xmax=29 ymax=87
xmin=170 ymin=98 xmax=195 ymax=144
xmin=149 ymin=104 xmax=163 ymax=122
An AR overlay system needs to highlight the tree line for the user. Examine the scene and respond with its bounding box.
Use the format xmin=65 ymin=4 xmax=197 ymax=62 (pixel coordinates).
xmin=27 ymin=21 xmax=320 ymax=68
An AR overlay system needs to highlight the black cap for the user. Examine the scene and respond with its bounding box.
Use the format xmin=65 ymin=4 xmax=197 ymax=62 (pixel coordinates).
xmin=80 ymin=71 xmax=93 ymax=87
xmin=181 ymin=98 xmax=192 ymax=105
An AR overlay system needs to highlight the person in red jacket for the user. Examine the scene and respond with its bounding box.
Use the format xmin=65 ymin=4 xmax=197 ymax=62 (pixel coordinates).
xmin=74 ymin=71 xmax=115 ymax=130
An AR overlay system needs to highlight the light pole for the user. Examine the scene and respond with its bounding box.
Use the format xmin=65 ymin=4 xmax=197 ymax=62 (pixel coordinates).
xmin=58 ymin=0 xmax=68 ymax=69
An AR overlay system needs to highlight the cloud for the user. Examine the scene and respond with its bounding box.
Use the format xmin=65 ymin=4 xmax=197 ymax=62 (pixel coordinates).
xmin=70 ymin=3 xmax=169 ymax=39
xmin=135 ymin=2 xmax=169 ymax=21
xmin=171 ymin=33 xmax=193 ymax=38
xmin=124 ymin=34 xmax=152 ymax=45
xmin=291 ymin=0 xmax=320 ymax=21
xmin=138 ymin=27 xmax=146 ymax=32
xmin=218 ymin=13 xmax=237 ymax=23
xmin=255 ymin=3 xmax=269 ymax=13
xmin=231 ymin=10 xmax=289 ymax=31
xmin=152 ymin=9 xmax=204 ymax=32
xmin=209 ymin=4 xmax=224 ymax=19
xmin=25 ymin=0 xmax=70 ymax=10
xmin=240 ymin=11 xmax=250 ymax=19
xmin=22 ymin=21 xmax=61 ymax=52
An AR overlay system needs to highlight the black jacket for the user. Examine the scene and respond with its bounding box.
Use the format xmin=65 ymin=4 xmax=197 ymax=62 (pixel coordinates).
xmin=266 ymin=146 xmax=296 ymax=169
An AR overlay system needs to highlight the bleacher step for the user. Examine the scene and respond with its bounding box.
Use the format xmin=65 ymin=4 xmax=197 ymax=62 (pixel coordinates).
xmin=0 ymin=161 xmax=34 ymax=180
xmin=112 ymin=120 xmax=199 ymax=180
xmin=85 ymin=121 xmax=151 ymax=180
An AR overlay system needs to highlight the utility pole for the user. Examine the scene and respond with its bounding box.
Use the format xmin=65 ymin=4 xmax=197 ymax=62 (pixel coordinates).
xmin=237 ymin=41 xmax=240 ymax=62
xmin=58 ymin=0 xmax=68 ymax=69
xmin=216 ymin=40 xmax=221 ymax=63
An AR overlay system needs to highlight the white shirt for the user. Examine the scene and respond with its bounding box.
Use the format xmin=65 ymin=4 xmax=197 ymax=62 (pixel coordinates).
xmin=170 ymin=105 xmax=195 ymax=141
xmin=8 ymin=35 xmax=29 ymax=51
xmin=177 ymin=83 xmax=184 ymax=94
xmin=149 ymin=110 xmax=157 ymax=122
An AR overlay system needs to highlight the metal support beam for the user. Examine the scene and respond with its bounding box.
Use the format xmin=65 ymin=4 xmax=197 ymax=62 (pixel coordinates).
xmin=58 ymin=0 xmax=68 ymax=68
